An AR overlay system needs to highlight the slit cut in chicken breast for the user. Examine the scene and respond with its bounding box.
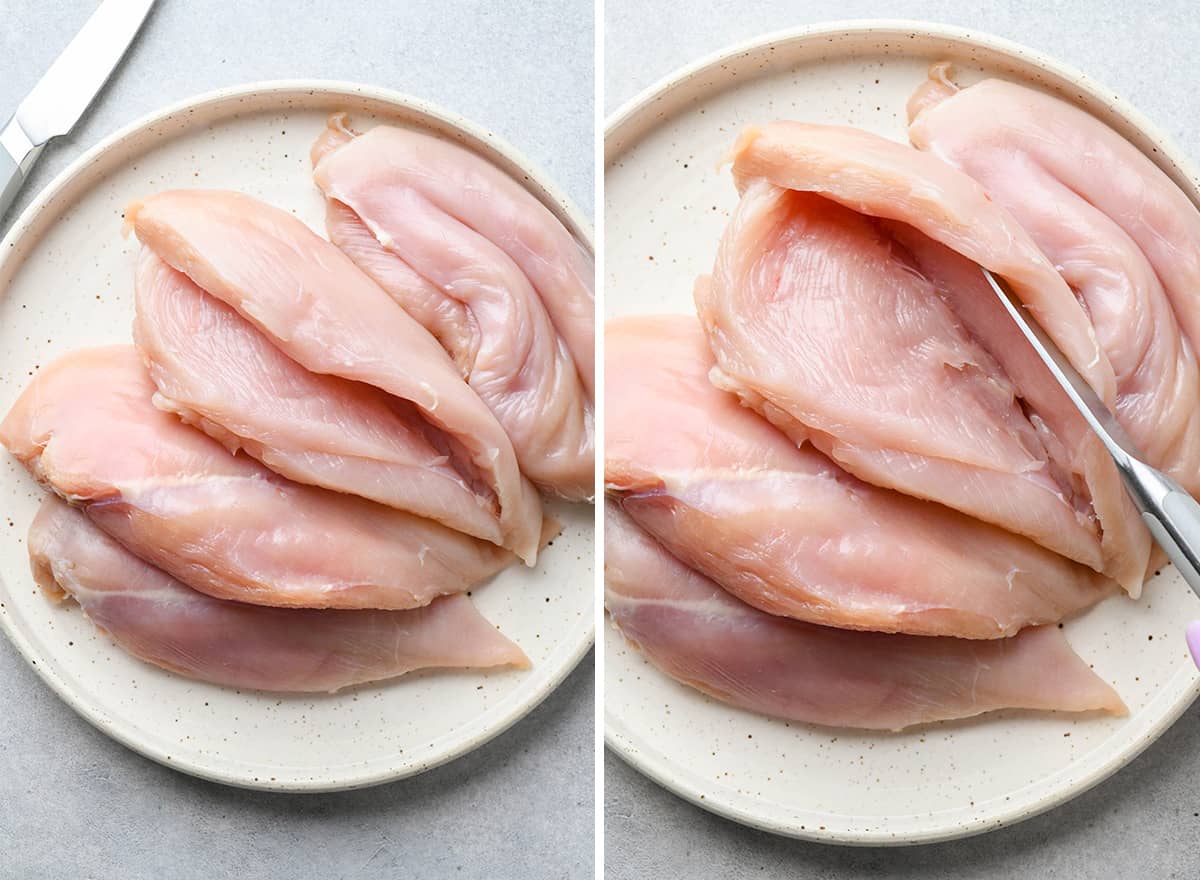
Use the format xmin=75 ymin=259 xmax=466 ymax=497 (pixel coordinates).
xmin=126 ymin=188 xmax=543 ymax=563
xmin=605 ymin=503 xmax=1125 ymax=731
xmin=701 ymin=127 xmax=1152 ymax=593
xmin=311 ymin=116 xmax=594 ymax=500
xmin=30 ymin=495 xmax=528 ymax=693
xmin=606 ymin=315 xmax=1114 ymax=639
xmin=0 ymin=346 xmax=521 ymax=610
xmin=727 ymin=120 xmax=1117 ymax=403
xmin=908 ymin=66 xmax=1200 ymax=504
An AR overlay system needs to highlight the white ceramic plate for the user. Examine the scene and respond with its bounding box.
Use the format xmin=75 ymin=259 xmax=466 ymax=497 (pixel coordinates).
xmin=604 ymin=21 xmax=1200 ymax=845
xmin=0 ymin=80 xmax=594 ymax=792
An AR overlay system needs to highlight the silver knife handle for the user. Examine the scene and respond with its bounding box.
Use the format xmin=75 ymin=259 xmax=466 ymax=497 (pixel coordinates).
xmin=1122 ymin=457 xmax=1200 ymax=596
xmin=0 ymin=145 xmax=25 ymax=221
xmin=0 ymin=117 xmax=40 ymax=223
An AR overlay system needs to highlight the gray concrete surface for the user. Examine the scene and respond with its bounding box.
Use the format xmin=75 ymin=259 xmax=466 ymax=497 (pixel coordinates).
xmin=0 ymin=2 xmax=594 ymax=879
xmin=605 ymin=2 xmax=1200 ymax=878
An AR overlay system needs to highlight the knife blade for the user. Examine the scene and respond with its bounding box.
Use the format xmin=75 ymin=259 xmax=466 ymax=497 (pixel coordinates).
xmin=982 ymin=266 xmax=1200 ymax=630
xmin=981 ymin=267 xmax=1138 ymax=465
xmin=0 ymin=0 xmax=155 ymax=217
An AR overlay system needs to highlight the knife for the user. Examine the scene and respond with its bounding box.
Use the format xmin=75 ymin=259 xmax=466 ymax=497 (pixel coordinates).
xmin=0 ymin=0 xmax=156 ymax=221
xmin=983 ymin=267 xmax=1200 ymax=668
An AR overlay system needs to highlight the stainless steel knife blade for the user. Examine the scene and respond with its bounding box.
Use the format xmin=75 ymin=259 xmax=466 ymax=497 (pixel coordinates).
xmin=983 ymin=265 xmax=1200 ymax=622
xmin=980 ymin=267 xmax=1139 ymax=464
xmin=7 ymin=0 xmax=156 ymax=156
xmin=0 ymin=0 xmax=154 ymax=218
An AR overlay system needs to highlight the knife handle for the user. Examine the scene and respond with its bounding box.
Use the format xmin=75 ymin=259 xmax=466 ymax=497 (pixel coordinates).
xmin=0 ymin=145 xmax=24 ymax=222
xmin=1139 ymin=486 xmax=1200 ymax=595
xmin=1122 ymin=457 xmax=1200 ymax=596
xmin=1141 ymin=490 xmax=1200 ymax=588
xmin=1120 ymin=458 xmax=1200 ymax=671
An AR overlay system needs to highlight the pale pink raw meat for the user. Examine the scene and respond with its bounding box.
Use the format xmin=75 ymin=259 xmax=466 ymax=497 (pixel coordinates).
xmin=127 ymin=189 xmax=543 ymax=563
xmin=310 ymin=117 xmax=594 ymax=500
xmin=909 ymin=70 xmax=1200 ymax=359
xmin=30 ymin=496 xmax=527 ymax=693
xmin=881 ymin=222 xmax=1152 ymax=595
xmin=133 ymin=249 xmax=507 ymax=545
xmin=728 ymin=121 xmax=1116 ymax=404
xmin=908 ymin=68 xmax=1200 ymax=499
xmin=700 ymin=157 xmax=1150 ymax=592
xmin=606 ymin=315 xmax=1113 ymax=638
xmin=0 ymin=346 xmax=519 ymax=610
xmin=606 ymin=503 xmax=1125 ymax=731
xmin=312 ymin=114 xmax=595 ymax=395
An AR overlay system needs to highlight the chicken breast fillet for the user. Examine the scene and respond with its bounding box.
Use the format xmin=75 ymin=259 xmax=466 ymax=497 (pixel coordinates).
xmin=700 ymin=140 xmax=1151 ymax=592
xmin=310 ymin=117 xmax=594 ymax=500
xmin=0 ymin=346 xmax=519 ymax=610
xmin=134 ymin=250 xmax=509 ymax=544
xmin=127 ymin=189 xmax=543 ymax=563
xmin=728 ymin=121 xmax=1117 ymax=403
xmin=606 ymin=503 xmax=1124 ymax=731
xmin=606 ymin=315 xmax=1114 ymax=638
xmin=312 ymin=114 xmax=595 ymax=395
xmin=30 ymin=496 xmax=527 ymax=693
xmin=908 ymin=68 xmax=1200 ymax=504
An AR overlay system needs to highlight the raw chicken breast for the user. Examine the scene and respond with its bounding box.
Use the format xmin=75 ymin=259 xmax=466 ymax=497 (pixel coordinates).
xmin=0 ymin=347 xmax=519 ymax=610
xmin=134 ymin=250 xmax=508 ymax=544
xmin=885 ymin=223 xmax=1154 ymax=591
xmin=311 ymin=114 xmax=595 ymax=395
xmin=699 ymin=172 xmax=1150 ymax=592
xmin=311 ymin=117 xmax=594 ymax=500
xmin=30 ymin=496 xmax=527 ymax=693
xmin=606 ymin=504 xmax=1124 ymax=731
xmin=606 ymin=315 xmax=1113 ymax=638
xmin=908 ymin=68 xmax=1200 ymax=497
xmin=728 ymin=120 xmax=1116 ymax=405
xmin=127 ymin=189 xmax=543 ymax=563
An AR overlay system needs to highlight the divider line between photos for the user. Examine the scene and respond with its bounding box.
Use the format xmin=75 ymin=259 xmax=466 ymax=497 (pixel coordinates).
xmin=593 ymin=0 xmax=607 ymax=876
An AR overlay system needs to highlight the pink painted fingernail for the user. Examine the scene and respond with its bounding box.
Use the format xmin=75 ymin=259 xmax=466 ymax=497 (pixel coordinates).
xmin=1187 ymin=621 xmax=1200 ymax=669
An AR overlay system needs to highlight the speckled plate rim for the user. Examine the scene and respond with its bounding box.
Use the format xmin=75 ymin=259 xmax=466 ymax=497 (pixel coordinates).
xmin=603 ymin=19 xmax=1200 ymax=845
xmin=0 ymin=79 xmax=595 ymax=793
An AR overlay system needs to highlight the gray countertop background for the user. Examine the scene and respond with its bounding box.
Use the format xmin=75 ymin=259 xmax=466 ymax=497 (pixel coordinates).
xmin=604 ymin=2 xmax=1200 ymax=878
xmin=0 ymin=2 xmax=594 ymax=879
